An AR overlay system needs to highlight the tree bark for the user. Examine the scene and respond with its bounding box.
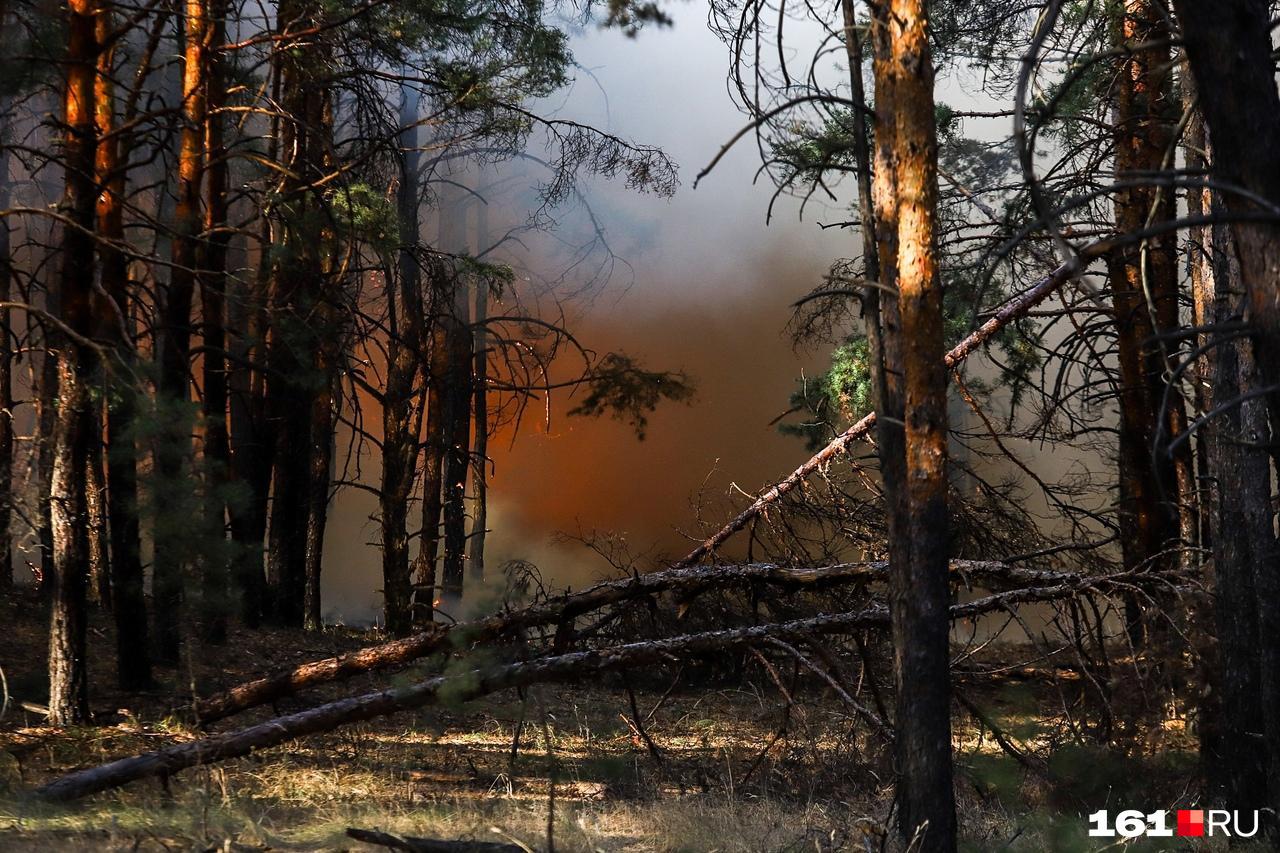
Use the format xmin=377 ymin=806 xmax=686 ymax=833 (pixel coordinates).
xmin=47 ymin=0 xmax=98 ymax=726
xmin=154 ymin=0 xmax=211 ymax=662
xmin=1107 ymin=1 xmax=1190 ymax=644
xmin=381 ymin=81 xmax=425 ymax=637
xmin=1172 ymin=0 xmax=1280 ymax=820
xmin=94 ymin=8 xmax=151 ymax=687
xmin=199 ymin=0 xmax=232 ymax=643
xmin=265 ymin=0 xmax=332 ymax=627
xmin=0 ymin=120 xmax=13 ymax=592
xmin=440 ymin=278 xmax=472 ymax=609
xmin=873 ymin=0 xmax=956 ymax=846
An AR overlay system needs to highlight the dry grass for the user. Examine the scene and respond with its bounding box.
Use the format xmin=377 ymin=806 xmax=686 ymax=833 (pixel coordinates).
xmin=0 ymin=590 xmax=1235 ymax=851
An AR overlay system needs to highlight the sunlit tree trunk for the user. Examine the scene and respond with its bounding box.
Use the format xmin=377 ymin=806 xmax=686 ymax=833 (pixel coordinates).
xmin=870 ymin=0 xmax=956 ymax=847
xmin=94 ymin=7 xmax=150 ymax=687
xmin=48 ymin=0 xmax=98 ymax=726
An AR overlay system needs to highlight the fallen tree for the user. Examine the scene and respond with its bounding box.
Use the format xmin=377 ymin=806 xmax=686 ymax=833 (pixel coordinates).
xmin=38 ymin=570 xmax=1179 ymax=801
xmin=192 ymin=559 xmax=1085 ymax=723
xmin=190 ymin=250 xmax=1104 ymax=726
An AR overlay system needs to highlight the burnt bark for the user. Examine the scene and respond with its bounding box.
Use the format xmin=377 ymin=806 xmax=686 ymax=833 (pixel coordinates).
xmin=381 ymin=82 xmax=426 ymax=637
xmin=0 ymin=129 xmax=13 ymax=592
xmin=199 ymin=0 xmax=232 ymax=643
xmin=870 ymin=0 xmax=956 ymax=846
xmin=440 ymin=279 xmax=472 ymax=609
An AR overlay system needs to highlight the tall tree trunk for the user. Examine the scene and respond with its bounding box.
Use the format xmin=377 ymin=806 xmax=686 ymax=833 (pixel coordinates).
xmin=226 ymin=55 xmax=278 ymax=628
xmin=199 ymin=0 xmax=231 ymax=642
xmin=0 ymin=120 xmax=13 ymax=593
xmin=154 ymin=0 xmax=210 ymax=661
xmin=1173 ymin=0 xmax=1280 ymax=821
xmin=265 ymin=0 xmax=331 ymax=627
xmin=440 ymin=279 xmax=472 ymax=608
xmin=470 ymin=270 xmax=488 ymax=587
xmin=85 ymin=408 xmax=110 ymax=606
xmin=1107 ymin=0 xmax=1190 ymax=645
xmin=871 ymin=0 xmax=956 ymax=847
xmin=94 ymin=7 xmax=150 ymax=687
xmin=302 ymin=352 xmax=334 ymax=631
xmin=48 ymin=0 xmax=98 ymax=726
xmin=413 ymin=274 xmax=450 ymax=626
xmin=381 ymin=82 xmax=424 ymax=637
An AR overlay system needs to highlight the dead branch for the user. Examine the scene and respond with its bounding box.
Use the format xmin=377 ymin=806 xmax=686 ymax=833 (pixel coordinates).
xmin=345 ymin=828 xmax=526 ymax=853
xmin=671 ymin=243 xmax=1109 ymax=571
xmin=36 ymin=570 xmax=1174 ymax=802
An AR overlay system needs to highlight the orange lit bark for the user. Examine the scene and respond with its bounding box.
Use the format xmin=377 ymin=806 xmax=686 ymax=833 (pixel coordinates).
xmin=871 ymin=0 xmax=956 ymax=846
xmin=154 ymin=0 xmax=211 ymax=661
xmin=1107 ymin=1 xmax=1192 ymax=644
xmin=48 ymin=0 xmax=99 ymax=726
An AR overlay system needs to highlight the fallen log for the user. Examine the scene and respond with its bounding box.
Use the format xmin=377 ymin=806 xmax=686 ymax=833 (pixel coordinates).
xmin=38 ymin=573 xmax=1159 ymax=802
xmin=191 ymin=253 xmax=1097 ymax=726
xmin=192 ymin=559 xmax=1079 ymax=724
xmin=346 ymin=827 xmax=525 ymax=853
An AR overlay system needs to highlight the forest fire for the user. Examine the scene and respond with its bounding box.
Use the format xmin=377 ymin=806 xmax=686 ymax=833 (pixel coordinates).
xmin=3 ymin=0 xmax=1280 ymax=850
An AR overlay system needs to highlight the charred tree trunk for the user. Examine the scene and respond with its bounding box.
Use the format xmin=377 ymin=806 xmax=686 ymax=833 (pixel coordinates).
xmin=1173 ymin=0 xmax=1280 ymax=821
xmin=302 ymin=336 xmax=335 ymax=631
xmin=0 ymin=123 xmax=13 ymax=593
xmin=871 ymin=0 xmax=956 ymax=847
xmin=413 ymin=283 xmax=449 ymax=628
xmin=226 ymin=59 xmax=279 ymax=628
xmin=47 ymin=0 xmax=98 ymax=726
xmin=440 ymin=279 xmax=472 ymax=609
xmin=470 ymin=272 xmax=488 ymax=586
xmin=94 ymin=10 xmax=150 ymax=687
xmin=381 ymin=82 xmax=425 ymax=637
xmin=265 ymin=0 xmax=332 ymax=627
xmin=198 ymin=0 xmax=231 ymax=642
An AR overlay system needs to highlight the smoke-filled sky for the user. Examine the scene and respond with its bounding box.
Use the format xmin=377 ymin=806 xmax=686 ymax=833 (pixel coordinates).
xmin=321 ymin=7 xmax=856 ymax=623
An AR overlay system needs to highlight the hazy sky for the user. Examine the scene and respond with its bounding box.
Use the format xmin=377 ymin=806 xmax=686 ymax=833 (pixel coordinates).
xmin=320 ymin=5 xmax=854 ymax=623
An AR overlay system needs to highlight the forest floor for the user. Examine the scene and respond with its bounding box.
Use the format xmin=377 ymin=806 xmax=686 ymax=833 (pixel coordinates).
xmin=0 ymin=588 xmax=1235 ymax=852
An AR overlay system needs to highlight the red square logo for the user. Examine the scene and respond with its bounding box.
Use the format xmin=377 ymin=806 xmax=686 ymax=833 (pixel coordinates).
xmin=1178 ymin=810 xmax=1205 ymax=837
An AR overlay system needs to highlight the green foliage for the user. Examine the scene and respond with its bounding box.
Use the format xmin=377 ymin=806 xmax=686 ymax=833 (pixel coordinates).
xmin=568 ymin=353 xmax=695 ymax=440
xmin=779 ymin=336 xmax=873 ymax=451
xmin=769 ymin=109 xmax=863 ymax=189
xmin=329 ymin=184 xmax=400 ymax=253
